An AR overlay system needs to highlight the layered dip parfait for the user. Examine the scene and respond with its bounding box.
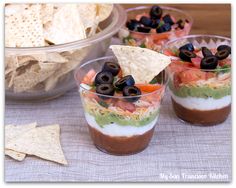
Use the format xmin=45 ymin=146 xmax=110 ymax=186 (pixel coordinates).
xmin=75 ymin=45 xmax=170 ymax=155
xmin=119 ymin=5 xmax=192 ymax=52
xmin=5 ymin=4 xmax=126 ymax=101
xmin=164 ymin=35 xmax=231 ymax=125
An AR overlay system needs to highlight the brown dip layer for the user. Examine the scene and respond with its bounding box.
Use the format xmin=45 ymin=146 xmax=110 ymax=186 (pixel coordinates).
xmin=88 ymin=125 xmax=155 ymax=155
xmin=172 ymin=98 xmax=231 ymax=126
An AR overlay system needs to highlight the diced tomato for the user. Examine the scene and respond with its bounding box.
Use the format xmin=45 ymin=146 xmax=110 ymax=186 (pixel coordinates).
xmin=173 ymin=73 xmax=181 ymax=88
xmin=178 ymin=69 xmax=206 ymax=84
xmin=152 ymin=32 xmax=170 ymax=41
xmin=150 ymin=29 xmax=157 ymax=34
xmin=130 ymin=32 xmax=146 ymax=40
xmin=115 ymin=100 xmax=136 ymax=113
xmin=135 ymin=84 xmax=162 ymax=93
xmin=206 ymin=72 xmax=216 ymax=80
xmin=169 ymin=60 xmax=193 ymax=73
xmin=132 ymin=30 xmax=170 ymax=42
xmin=142 ymin=88 xmax=164 ymax=103
xmin=173 ymin=60 xmax=193 ymax=67
xmin=219 ymin=59 xmax=231 ymax=67
xmin=84 ymin=91 xmax=99 ymax=101
xmin=81 ymin=69 xmax=96 ymax=85
xmin=191 ymin=57 xmax=201 ymax=69
xmin=163 ymin=49 xmax=175 ymax=56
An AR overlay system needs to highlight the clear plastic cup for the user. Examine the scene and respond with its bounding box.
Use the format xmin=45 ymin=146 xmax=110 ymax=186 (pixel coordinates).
xmin=75 ymin=56 xmax=168 ymax=155
xmin=118 ymin=5 xmax=193 ymax=52
xmin=164 ymin=35 xmax=231 ymax=125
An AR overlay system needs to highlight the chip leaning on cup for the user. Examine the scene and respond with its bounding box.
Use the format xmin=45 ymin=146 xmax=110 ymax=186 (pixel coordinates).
xmin=5 ymin=3 xmax=127 ymax=100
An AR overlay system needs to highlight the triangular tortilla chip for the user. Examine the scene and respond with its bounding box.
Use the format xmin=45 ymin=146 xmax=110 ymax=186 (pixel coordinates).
xmin=5 ymin=122 xmax=37 ymax=161
xmin=44 ymin=4 xmax=86 ymax=45
xmin=110 ymin=45 xmax=171 ymax=83
xmin=6 ymin=124 xmax=67 ymax=165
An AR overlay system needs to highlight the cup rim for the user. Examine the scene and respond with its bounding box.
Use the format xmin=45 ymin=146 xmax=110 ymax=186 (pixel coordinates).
xmin=125 ymin=5 xmax=193 ymax=36
xmin=75 ymin=56 xmax=169 ymax=100
xmin=163 ymin=34 xmax=231 ymax=72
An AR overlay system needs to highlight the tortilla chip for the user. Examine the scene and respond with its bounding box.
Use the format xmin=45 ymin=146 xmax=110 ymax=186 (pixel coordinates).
xmin=44 ymin=47 xmax=89 ymax=91
xmin=5 ymin=56 xmax=19 ymax=69
xmin=7 ymin=70 xmax=16 ymax=88
xmin=97 ymin=4 xmax=113 ymax=22
xmin=5 ymin=68 xmax=12 ymax=76
xmin=5 ymin=149 xmax=26 ymax=161
xmin=110 ymin=45 xmax=171 ymax=83
xmin=5 ymin=122 xmax=37 ymax=161
xmin=5 ymin=122 xmax=37 ymax=142
xmin=6 ymin=124 xmax=67 ymax=165
xmin=13 ymin=68 xmax=56 ymax=93
xmin=44 ymin=4 xmax=86 ymax=45
xmin=77 ymin=4 xmax=97 ymax=30
xmin=87 ymin=4 xmax=113 ymax=37
xmin=31 ymin=53 xmax=69 ymax=63
xmin=7 ymin=52 xmax=68 ymax=92
xmin=5 ymin=4 xmax=44 ymax=47
xmin=87 ymin=16 xmax=101 ymax=37
xmin=40 ymin=3 xmax=54 ymax=24
xmin=17 ymin=56 xmax=36 ymax=67
xmin=5 ymin=4 xmax=29 ymax=16
xmin=39 ymin=62 xmax=62 ymax=71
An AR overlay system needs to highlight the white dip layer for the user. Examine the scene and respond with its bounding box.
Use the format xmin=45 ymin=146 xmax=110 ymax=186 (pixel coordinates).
xmin=85 ymin=113 xmax=158 ymax=137
xmin=170 ymin=91 xmax=231 ymax=111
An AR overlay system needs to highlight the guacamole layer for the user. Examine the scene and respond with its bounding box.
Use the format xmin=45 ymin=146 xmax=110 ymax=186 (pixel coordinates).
xmin=86 ymin=110 xmax=159 ymax=127
xmin=169 ymin=82 xmax=231 ymax=99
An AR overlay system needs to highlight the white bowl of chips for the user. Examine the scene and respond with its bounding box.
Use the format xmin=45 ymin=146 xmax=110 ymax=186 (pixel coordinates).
xmin=5 ymin=4 xmax=127 ymax=101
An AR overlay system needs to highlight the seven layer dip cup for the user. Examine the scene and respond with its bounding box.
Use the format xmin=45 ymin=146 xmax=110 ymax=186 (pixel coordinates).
xmin=75 ymin=56 xmax=168 ymax=155
xmin=164 ymin=35 xmax=231 ymax=126
xmin=119 ymin=6 xmax=193 ymax=52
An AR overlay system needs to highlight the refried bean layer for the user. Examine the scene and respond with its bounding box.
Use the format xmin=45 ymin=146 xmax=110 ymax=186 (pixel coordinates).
xmin=172 ymin=98 xmax=231 ymax=125
xmin=88 ymin=125 xmax=155 ymax=155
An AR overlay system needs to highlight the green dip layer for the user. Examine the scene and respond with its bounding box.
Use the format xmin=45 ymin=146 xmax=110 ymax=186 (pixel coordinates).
xmin=169 ymin=81 xmax=231 ymax=99
xmin=87 ymin=110 xmax=159 ymax=128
